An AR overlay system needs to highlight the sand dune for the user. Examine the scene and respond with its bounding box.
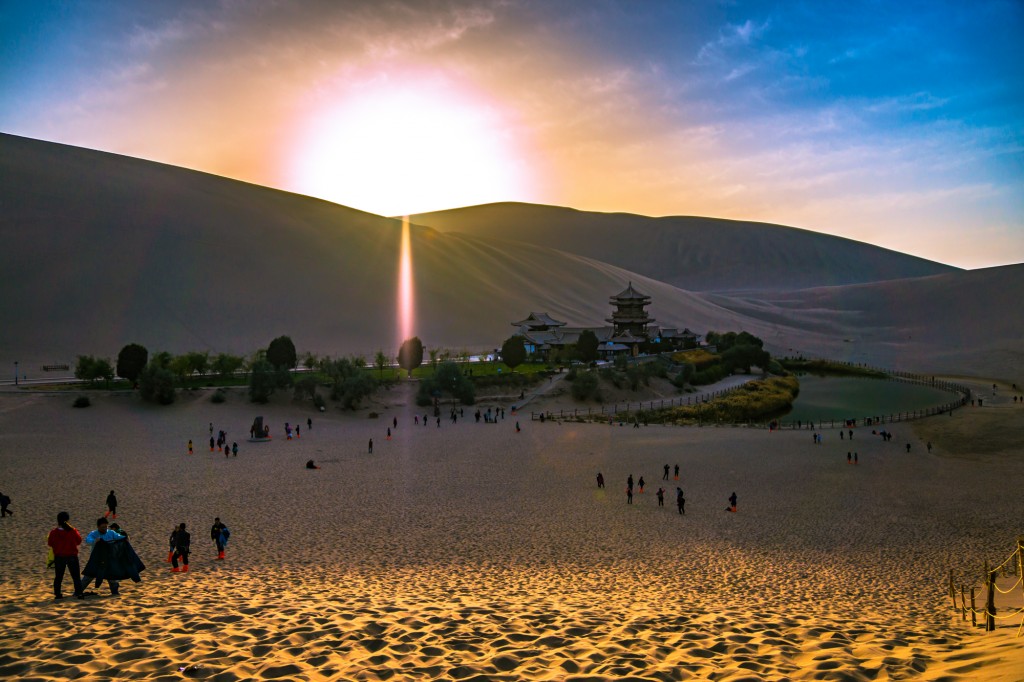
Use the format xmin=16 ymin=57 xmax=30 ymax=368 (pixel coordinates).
xmin=705 ymin=264 xmax=1024 ymax=378
xmin=411 ymin=202 xmax=956 ymax=292
xmin=1 ymin=388 xmax=1022 ymax=680
xmin=2 ymin=133 xmax=1020 ymax=380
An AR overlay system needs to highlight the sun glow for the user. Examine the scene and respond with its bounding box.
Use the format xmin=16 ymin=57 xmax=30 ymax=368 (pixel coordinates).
xmin=398 ymin=216 xmax=414 ymax=346
xmin=291 ymin=80 xmax=533 ymax=216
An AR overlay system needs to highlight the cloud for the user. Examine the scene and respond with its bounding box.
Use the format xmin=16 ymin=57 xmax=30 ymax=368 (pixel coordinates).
xmin=697 ymin=17 xmax=772 ymax=63
xmin=864 ymin=91 xmax=950 ymax=114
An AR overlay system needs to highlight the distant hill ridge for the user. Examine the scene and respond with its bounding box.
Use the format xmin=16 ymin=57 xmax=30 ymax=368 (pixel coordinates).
xmin=1 ymin=133 xmax=1019 ymax=378
xmin=410 ymin=202 xmax=956 ymax=291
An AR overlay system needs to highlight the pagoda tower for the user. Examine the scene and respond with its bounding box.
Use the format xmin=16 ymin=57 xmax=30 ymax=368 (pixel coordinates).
xmin=607 ymin=282 xmax=654 ymax=338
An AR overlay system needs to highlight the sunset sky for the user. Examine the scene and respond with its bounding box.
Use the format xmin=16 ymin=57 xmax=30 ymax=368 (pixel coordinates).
xmin=2 ymin=1 xmax=1022 ymax=268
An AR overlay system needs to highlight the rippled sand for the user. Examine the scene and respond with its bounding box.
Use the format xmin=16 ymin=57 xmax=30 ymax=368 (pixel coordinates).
xmin=1 ymin=389 xmax=1021 ymax=680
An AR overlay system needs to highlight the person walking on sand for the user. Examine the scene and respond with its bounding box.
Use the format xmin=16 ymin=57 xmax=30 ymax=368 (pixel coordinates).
xmin=676 ymin=488 xmax=685 ymax=515
xmin=674 ymin=464 xmax=679 ymax=481
xmin=854 ymin=452 xmax=858 ymax=465
xmin=657 ymin=487 xmax=665 ymax=507
xmin=596 ymin=472 xmax=604 ymax=489
xmin=627 ymin=486 xmax=633 ymax=504
xmin=47 ymin=512 xmax=87 ymax=599
xmin=393 ymin=416 xmax=398 ymax=430
xmin=627 ymin=474 xmax=634 ymax=492
xmin=387 ymin=427 xmax=391 ymax=441
xmin=0 ymin=491 xmax=12 ymax=517
xmin=170 ymin=523 xmax=190 ymax=573
xmin=638 ymin=476 xmax=645 ymax=494
xmin=307 ymin=417 xmax=312 ymax=430
xmin=209 ymin=435 xmax=215 ymax=452
xmin=211 ymin=517 xmax=229 ymax=560
xmin=84 ymin=517 xmax=127 ymax=596
xmin=927 ymin=441 xmax=932 ymax=453
xmin=726 ymin=492 xmax=737 ymax=513
xmin=188 ymin=439 xmax=193 ymax=455
xmin=104 ymin=490 xmax=117 ymax=519
xmin=663 ymin=464 xmax=670 ymax=480
xmin=167 ymin=526 xmax=176 ymax=563
xmin=906 ymin=443 xmax=911 ymax=453
xmin=368 ymin=438 xmax=373 ymax=454
xmin=515 ymin=421 xmax=521 ymax=432
xmin=847 ymin=452 xmax=852 ymax=464
xmin=232 ymin=442 xmax=238 ymax=457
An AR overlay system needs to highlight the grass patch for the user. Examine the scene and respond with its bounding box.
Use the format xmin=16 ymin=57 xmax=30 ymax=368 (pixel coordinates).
xmin=625 ymin=376 xmax=800 ymax=425
xmin=780 ymin=359 xmax=886 ymax=378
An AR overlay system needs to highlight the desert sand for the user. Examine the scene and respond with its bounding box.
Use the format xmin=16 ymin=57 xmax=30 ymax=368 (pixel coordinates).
xmin=2 ymin=383 xmax=1022 ymax=681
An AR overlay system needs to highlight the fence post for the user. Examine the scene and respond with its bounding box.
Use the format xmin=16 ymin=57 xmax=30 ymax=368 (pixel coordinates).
xmin=986 ymin=561 xmax=996 ymax=631
xmin=949 ymin=569 xmax=954 ymax=602
xmin=961 ymin=584 xmax=967 ymax=620
xmin=970 ymin=587 xmax=977 ymax=627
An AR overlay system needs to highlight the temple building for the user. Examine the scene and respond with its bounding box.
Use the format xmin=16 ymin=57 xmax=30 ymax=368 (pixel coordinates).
xmin=510 ymin=283 xmax=698 ymax=359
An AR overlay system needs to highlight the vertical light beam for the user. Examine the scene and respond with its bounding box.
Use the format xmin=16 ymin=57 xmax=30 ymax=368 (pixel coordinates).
xmin=399 ymin=216 xmax=415 ymax=346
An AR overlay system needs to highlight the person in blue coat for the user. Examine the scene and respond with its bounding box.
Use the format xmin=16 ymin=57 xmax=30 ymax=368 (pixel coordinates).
xmin=211 ymin=517 xmax=230 ymax=560
xmin=83 ymin=518 xmax=145 ymax=595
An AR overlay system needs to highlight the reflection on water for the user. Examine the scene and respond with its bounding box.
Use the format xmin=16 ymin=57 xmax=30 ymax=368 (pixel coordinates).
xmin=785 ymin=375 xmax=957 ymax=423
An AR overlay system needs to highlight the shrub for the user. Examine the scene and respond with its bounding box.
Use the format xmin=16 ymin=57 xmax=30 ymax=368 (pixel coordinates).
xmin=571 ymin=370 xmax=601 ymax=401
xmin=638 ymin=376 xmax=799 ymax=424
xmin=417 ymin=361 xmax=475 ymax=405
xmin=313 ymin=392 xmax=326 ymax=410
xmin=211 ymin=389 xmax=227 ymax=404
xmin=671 ymin=349 xmax=719 ymax=369
xmin=565 ymin=367 xmax=578 ymax=381
xmin=75 ymin=355 xmax=115 ymax=387
xmin=249 ymin=359 xmax=276 ymax=403
xmin=73 ymin=396 xmax=91 ymax=408
xmin=139 ymin=361 xmax=176 ymax=405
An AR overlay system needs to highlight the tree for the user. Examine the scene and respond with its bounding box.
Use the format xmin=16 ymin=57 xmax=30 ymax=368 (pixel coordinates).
xmin=302 ymin=352 xmax=318 ymax=371
xmin=139 ymin=361 xmax=175 ymax=404
xmin=212 ymin=353 xmax=245 ymax=379
xmin=75 ymin=355 xmax=114 ymax=387
xmin=501 ymin=335 xmax=526 ymax=371
xmin=417 ymin=361 xmax=475 ymax=406
xmin=169 ymin=354 xmax=192 ymax=386
xmin=185 ymin=351 xmax=209 ymax=383
xmin=722 ymin=344 xmax=771 ymax=374
xmin=249 ymin=359 xmax=276 ymax=403
xmin=325 ymin=357 xmax=378 ymax=409
xmin=374 ymin=350 xmax=388 ymax=380
xmin=116 ymin=343 xmax=148 ymax=384
xmin=428 ymin=348 xmax=439 ymax=372
xmin=266 ymin=336 xmax=297 ymax=370
xmin=398 ymin=337 xmax=424 ymax=377
xmin=576 ymin=330 xmax=600 ymax=364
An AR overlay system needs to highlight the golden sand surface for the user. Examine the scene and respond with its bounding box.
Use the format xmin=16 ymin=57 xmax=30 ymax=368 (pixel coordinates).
xmin=1 ymin=388 xmax=1022 ymax=681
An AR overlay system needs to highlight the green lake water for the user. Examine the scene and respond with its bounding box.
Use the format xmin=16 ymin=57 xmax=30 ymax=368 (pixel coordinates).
xmin=784 ymin=375 xmax=958 ymax=424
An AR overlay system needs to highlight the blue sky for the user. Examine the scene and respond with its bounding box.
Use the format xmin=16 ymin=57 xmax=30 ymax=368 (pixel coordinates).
xmin=2 ymin=0 xmax=1022 ymax=267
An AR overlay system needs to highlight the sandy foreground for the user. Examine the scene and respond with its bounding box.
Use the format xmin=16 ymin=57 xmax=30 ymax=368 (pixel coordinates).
xmin=1 ymin=384 xmax=1022 ymax=681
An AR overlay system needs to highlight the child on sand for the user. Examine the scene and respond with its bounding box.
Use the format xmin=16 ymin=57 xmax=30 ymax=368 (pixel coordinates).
xmin=676 ymin=488 xmax=685 ymax=515
xmin=596 ymin=472 xmax=604 ymax=489
xmin=232 ymin=442 xmax=238 ymax=457
xmin=305 ymin=459 xmax=320 ymax=469
xmin=638 ymin=476 xmax=645 ymax=493
xmin=188 ymin=440 xmax=193 ymax=455
xmin=0 ymin=491 xmax=12 ymax=517
xmin=211 ymin=517 xmax=228 ymax=560
xmin=726 ymin=492 xmax=737 ymax=512
xmin=663 ymin=464 xmax=670 ymax=480
xmin=368 ymin=438 xmax=373 ymax=454
xmin=674 ymin=464 xmax=679 ymax=480
xmin=657 ymin=488 xmax=665 ymax=506
xmin=105 ymin=490 xmax=117 ymax=519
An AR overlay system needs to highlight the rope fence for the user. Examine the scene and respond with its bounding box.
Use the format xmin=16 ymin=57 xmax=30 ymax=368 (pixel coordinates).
xmin=948 ymin=537 xmax=1024 ymax=636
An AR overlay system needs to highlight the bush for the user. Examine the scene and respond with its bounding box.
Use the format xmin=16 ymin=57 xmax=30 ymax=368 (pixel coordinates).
xmin=73 ymin=396 xmax=91 ymax=408
xmin=671 ymin=349 xmax=719 ymax=369
xmin=417 ymin=361 xmax=475 ymax=405
xmin=313 ymin=392 xmax=326 ymax=410
xmin=638 ymin=376 xmax=799 ymax=424
xmin=138 ymin=362 xmax=176 ymax=405
xmin=75 ymin=355 xmax=115 ymax=387
xmin=565 ymin=367 xmax=578 ymax=381
xmin=211 ymin=389 xmax=227 ymax=404
xmin=325 ymin=357 xmax=378 ymax=409
xmin=249 ymin=359 xmax=276 ymax=403
xmin=571 ymin=370 xmax=601 ymax=401
xmin=692 ymin=363 xmax=730 ymax=386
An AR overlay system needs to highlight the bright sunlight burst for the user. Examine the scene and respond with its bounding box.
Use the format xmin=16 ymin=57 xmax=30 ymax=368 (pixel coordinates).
xmin=291 ymin=81 xmax=533 ymax=216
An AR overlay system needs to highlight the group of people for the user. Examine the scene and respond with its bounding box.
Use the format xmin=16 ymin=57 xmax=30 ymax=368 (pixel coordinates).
xmin=599 ymin=466 xmax=733 ymax=516
xmin=46 ymin=491 xmax=230 ymax=600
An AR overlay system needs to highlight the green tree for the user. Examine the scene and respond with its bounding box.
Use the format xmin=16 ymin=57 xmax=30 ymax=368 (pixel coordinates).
xmin=576 ymin=330 xmax=600 ymax=364
xmin=428 ymin=348 xmax=439 ymax=372
xmin=249 ymin=359 xmax=276 ymax=403
xmin=302 ymin=352 xmax=318 ymax=371
xmin=374 ymin=350 xmax=388 ymax=380
xmin=722 ymin=344 xmax=771 ymax=374
xmin=326 ymin=357 xmax=378 ymax=409
xmin=417 ymin=361 xmax=475 ymax=405
xmin=116 ymin=343 xmax=148 ymax=384
xmin=75 ymin=355 xmax=114 ymax=387
xmin=398 ymin=337 xmax=424 ymax=377
xmin=212 ymin=353 xmax=245 ymax=379
xmin=169 ymin=354 xmax=192 ymax=386
xmin=266 ymin=336 xmax=297 ymax=370
xmin=500 ymin=335 xmax=526 ymax=371
xmin=185 ymin=351 xmax=209 ymax=383
xmin=139 ymin=361 xmax=176 ymax=404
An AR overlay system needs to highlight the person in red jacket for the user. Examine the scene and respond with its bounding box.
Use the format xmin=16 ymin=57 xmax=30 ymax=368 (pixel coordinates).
xmin=47 ymin=511 xmax=88 ymax=599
